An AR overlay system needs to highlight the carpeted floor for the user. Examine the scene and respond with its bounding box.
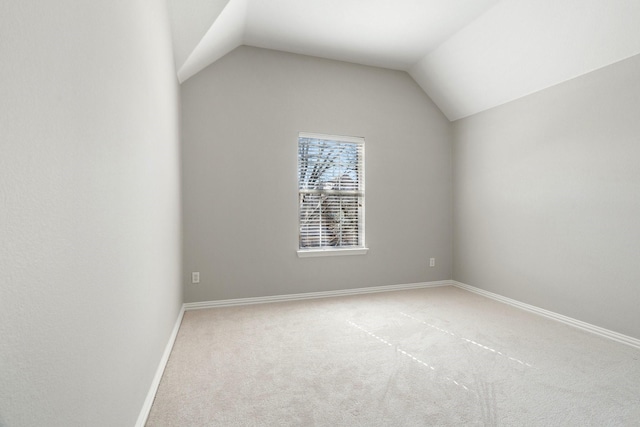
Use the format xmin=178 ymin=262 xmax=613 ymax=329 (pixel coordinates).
xmin=146 ymin=286 xmax=640 ymax=426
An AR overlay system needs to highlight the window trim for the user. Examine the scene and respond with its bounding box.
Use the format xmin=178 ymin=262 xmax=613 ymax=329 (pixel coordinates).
xmin=297 ymin=132 xmax=367 ymax=257
xmin=296 ymin=247 xmax=369 ymax=258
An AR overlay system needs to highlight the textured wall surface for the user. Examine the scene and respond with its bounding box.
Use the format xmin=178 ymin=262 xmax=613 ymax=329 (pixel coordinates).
xmin=181 ymin=46 xmax=452 ymax=303
xmin=453 ymin=54 xmax=640 ymax=339
xmin=0 ymin=1 xmax=183 ymax=426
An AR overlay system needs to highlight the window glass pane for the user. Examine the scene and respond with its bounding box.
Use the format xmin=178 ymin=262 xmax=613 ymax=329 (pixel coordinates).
xmin=298 ymin=134 xmax=364 ymax=250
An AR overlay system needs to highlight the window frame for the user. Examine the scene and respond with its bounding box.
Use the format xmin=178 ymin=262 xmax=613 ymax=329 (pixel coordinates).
xmin=296 ymin=132 xmax=368 ymax=258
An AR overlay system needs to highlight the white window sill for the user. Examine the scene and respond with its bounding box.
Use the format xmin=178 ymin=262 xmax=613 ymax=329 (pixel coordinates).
xmin=297 ymin=247 xmax=369 ymax=258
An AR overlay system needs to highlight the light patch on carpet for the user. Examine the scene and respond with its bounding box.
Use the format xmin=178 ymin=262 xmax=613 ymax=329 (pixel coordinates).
xmin=145 ymin=286 xmax=640 ymax=426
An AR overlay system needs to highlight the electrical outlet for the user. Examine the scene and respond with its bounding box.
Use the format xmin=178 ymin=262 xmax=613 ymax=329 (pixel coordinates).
xmin=191 ymin=272 xmax=200 ymax=284
xmin=429 ymin=258 xmax=435 ymax=267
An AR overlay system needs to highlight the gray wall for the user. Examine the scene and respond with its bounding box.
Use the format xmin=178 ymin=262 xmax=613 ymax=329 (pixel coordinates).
xmin=181 ymin=46 xmax=452 ymax=303
xmin=0 ymin=1 xmax=182 ymax=426
xmin=453 ymin=54 xmax=640 ymax=339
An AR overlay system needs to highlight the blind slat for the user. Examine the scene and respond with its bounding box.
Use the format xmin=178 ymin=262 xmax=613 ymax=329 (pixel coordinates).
xmin=298 ymin=133 xmax=365 ymax=249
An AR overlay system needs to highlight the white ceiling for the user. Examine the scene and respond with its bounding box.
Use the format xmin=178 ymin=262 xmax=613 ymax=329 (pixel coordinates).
xmin=410 ymin=0 xmax=640 ymax=120
xmin=243 ymin=0 xmax=499 ymax=71
xmin=168 ymin=0 xmax=640 ymax=121
xmin=166 ymin=0 xmax=231 ymax=70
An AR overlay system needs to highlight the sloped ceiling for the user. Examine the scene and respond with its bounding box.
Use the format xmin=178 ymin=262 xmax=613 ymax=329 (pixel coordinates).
xmin=168 ymin=0 xmax=640 ymax=121
xmin=166 ymin=0 xmax=232 ymax=70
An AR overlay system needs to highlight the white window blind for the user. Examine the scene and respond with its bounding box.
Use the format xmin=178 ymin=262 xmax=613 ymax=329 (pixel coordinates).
xmin=298 ymin=132 xmax=365 ymax=252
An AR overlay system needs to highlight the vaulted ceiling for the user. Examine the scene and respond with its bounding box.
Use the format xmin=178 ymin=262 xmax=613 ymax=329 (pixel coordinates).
xmin=167 ymin=0 xmax=640 ymax=121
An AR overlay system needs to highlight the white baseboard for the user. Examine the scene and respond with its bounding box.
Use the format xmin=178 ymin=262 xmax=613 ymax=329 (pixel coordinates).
xmin=184 ymin=280 xmax=640 ymax=349
xmin=183 ymin=280 xmax=451 ymax=310
xmin=451 ymin=281 xmax=640 ymax=350
xmin=135 ymin=305 xmax=186 ymax=427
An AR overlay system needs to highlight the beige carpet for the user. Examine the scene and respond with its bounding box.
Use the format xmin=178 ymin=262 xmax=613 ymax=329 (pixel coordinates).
xmin=146 ymin=286 xmax=640 ymax=426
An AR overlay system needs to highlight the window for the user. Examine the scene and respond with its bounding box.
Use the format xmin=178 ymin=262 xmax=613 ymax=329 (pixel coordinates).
xmin=297 ymin=132 xmax=367 ymax=257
